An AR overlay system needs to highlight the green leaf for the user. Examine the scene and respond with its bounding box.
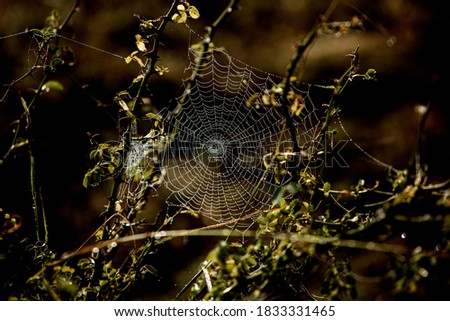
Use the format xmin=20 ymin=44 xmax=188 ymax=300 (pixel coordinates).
xmin=12 ymin=138 xmax=29 ymax=150
xmin=20 ymin=97 xmax=29 ymax=114
xmin=31 ymin=28 xmax=45 ymax=37
xmin=145 ymin=112 xmax=162 ymax=121
xmin=364 ymin=68 xmax=377 ymax=80
xmin=77 ymin=258 xmax=95 ymax=269
xmin=51 ymin=57 xmax=64 ymax=67
xmin=323 ymin=182 xmax=331 ymax=197
xmin=82 ymin=172 xmax=91 ymax=188
xmin=42 ymin=80 xmax=64 ymax=91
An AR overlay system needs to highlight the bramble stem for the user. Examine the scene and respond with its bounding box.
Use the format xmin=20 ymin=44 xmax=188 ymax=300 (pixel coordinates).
xmin=101 ymin=1 xmax=183 ymax=226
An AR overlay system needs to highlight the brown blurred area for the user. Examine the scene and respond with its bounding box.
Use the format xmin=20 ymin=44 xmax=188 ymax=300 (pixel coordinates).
xmin=1 ymin=0 xmax=449 ymax=299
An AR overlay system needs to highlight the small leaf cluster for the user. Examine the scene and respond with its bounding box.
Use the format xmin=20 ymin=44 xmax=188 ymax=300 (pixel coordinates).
xmin=246 ymin=78 xmax=306 ymax=118
xmin=188 ymin=239 xmax=311 ymax=300
xmin=171 ymin=2 xmax=200 ymax=24
xmin=83 ymin=142 xmax=124 ymax=188
xmin=321 ymin=254 xmax=357 ymax=300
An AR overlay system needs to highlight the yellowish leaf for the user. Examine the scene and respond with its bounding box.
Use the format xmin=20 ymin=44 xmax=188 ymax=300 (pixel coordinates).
xmin=132 ymin=74 xmax=145 ymax=83
xmin=155 ymin=65 xmax=170 ymax=76
xmin=145 ymin=112 xmax=162 ymax=121
xmin=135 ymin=34 xmax=147 ymax=52
xmin=20 ymin=97 xmax=29 ymax=114
xmin=133 ymin=56 xmax=145 ymax=68
xmin=136 ymin=41 xmax=147 ymax=52
xmin=117 ymin=99 xmax=129 ymax=111
xmin=125 ymin=51 xmax=139 ymax=64
xmin=125 ymin=56 xmax=133 ymax=64
xmin=188 ymin=6 xmax=200 ymax=19
xmin=172 ymin=11 xmax=187 ymax=23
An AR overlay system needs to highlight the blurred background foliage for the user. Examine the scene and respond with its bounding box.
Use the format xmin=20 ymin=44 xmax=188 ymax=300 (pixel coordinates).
xmin=0 ymin=0 xmax=449 ymax=299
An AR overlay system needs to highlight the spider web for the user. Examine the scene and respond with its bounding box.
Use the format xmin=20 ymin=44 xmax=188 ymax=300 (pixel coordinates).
xmin=0 ymin=26 xmax=390 ymax=236
xmin=3 ymin=28 xmax=324 ymax=233
xmin=130 ymin=45 xmax=331 ymax=231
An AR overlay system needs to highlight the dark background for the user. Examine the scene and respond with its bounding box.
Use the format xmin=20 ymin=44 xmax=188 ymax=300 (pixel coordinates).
xmin=1 ymin=0 xmax=449 ymax=299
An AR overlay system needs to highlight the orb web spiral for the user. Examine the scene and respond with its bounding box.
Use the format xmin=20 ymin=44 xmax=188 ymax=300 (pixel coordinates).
xmin=153 ymin=47 xmax=325 ymax=231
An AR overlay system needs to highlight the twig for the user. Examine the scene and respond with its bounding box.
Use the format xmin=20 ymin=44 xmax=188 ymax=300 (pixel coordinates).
xmin=409 ymin=101 xmax=432 ymax=185
xmin=100 ymin=1 xmax=183 ymax=226
xmin=24 ymin=0 xmax=81 ymax=243
xmin=279 ymin=0 xmax=340 ymax=177
xmin=88 ymin=0 xmax=189 ymax=292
